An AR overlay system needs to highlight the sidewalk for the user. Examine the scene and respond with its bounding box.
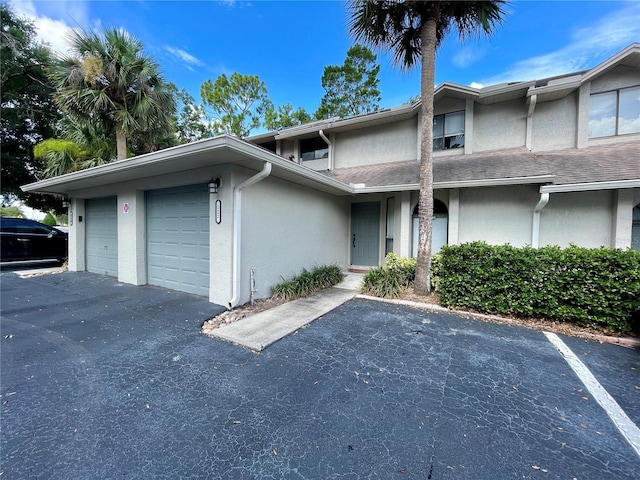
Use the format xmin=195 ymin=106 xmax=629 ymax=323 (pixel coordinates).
xmin=209 ymin=272 xmax=363 ymax=351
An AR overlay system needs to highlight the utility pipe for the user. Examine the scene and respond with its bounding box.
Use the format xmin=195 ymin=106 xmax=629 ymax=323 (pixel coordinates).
xmin=531 ymin=191 xmax=549 ymax=248
xmin=229 ymin=161 xmax=272 ymax=308
xmin=318 ymin=129 xmax=332 ymax=171
xmin=525 ymin=94 xmax=537 ymax=151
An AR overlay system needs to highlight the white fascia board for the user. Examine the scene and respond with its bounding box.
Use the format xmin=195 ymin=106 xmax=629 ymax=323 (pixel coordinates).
xmin=526 ymin=79 xmax=582 ymax=99
xmin=540 ymin=179 xmax=640 ymax=193
xmin=274 ymin=104 xmax=418 ymax=140
xmin=435 ymin=175 xmax=554 ymax=189
xmin=352 ymin=175 xmax=555 ymax=194
xmin=581 ymin=43 xmax=640 ymax=83
xmin=22 ymin=135 xmax=353 ymax=196
xmin=21 ymin=136 xmax=236 ymax=192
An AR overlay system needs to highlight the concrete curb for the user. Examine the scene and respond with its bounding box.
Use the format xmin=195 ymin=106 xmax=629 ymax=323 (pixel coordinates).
xmin=356 ymin=294 xmax=640 ymax=349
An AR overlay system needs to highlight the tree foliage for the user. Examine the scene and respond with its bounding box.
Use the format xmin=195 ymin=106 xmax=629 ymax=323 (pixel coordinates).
xmin=48 ymin=27 xmax=176 ymax=160
xmin=349 ymin=0 xmax=508 ymax=294
xmin=171 ymin=84 xmax=216 ymax=144
xmin=264 ymin=103 xmax=312 ymax=131
xmin=0 ymin=205 xmax=25 ymax=217
xmin=0 ymin=4 xmax=63 ymax=212
xmin=315 ymin=44 xmax=381 ymax=120
xmin=200 ymin=72 xmax=271 ymax=138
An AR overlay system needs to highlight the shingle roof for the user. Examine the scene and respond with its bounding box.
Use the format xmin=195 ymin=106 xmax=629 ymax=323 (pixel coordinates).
xmin=536 ymin=141 xmax=640 ymax=185
xmin=321 ymin=141 xmax=639 ymax=189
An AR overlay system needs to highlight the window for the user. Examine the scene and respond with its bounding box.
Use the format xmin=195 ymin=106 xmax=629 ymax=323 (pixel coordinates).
xmin=385 ymin=197 xmax=395 ymax=255
xmin=589 ymin=85 xmax=640 ymax=138
xmin=300 ymin=137 xmax=328 ymax=161
xmin=433 ymin=111 xmax=464 ymax=151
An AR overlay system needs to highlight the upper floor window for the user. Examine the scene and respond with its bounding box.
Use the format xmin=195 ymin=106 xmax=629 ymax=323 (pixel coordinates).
xmin=434 ymin=111 xmax=464 ymax=151
xmin=300 ymin=137 xmax=328 ymax=161
xmin=589 ymin=85 xmax=640 ymax=138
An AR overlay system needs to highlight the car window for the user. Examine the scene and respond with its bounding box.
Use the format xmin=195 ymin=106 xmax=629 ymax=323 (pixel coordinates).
xmin=0 ymin=218 xmax=17 ymax=233
xmin=14 ymin=220 xmax=53 ymax=235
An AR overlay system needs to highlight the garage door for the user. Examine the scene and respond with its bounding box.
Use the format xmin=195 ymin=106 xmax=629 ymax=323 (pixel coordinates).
xmin=86 ymin=197 xmax=118 ymax=276
xmin=146 ymin=184 xmax=209 ymax=296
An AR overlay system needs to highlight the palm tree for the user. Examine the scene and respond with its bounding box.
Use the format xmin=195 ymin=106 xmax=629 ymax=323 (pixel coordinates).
xmin=349 ymin=0 xmax=508 ymax=295
xmin=35 ymin=116 xmax=117 ymax=178
xmin=49 ymin=28 xmax=175 ymax=161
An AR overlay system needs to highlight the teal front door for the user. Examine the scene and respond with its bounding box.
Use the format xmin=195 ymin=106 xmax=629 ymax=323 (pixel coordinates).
xmin=351 ymin=202 xmax=380 ymax=266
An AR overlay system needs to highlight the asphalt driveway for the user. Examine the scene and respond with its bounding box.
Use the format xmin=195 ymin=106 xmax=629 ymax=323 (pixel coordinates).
xmin=1 ymin=272 xmax=639 ymax=479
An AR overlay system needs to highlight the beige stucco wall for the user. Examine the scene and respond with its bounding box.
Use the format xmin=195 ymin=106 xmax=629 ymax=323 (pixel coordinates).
xmin=539 ymin=190 xmax=613 ymax=248
xmin=531 ymin=93 xmax=578 ymax=151
xmin=333 ymin=117 xmax=418 ymax=168
xmin=590 ymin=65 xmax=640 ymax=93
xmin=239 ymin=173 xmax=349 ymax=304
xmin=457 ymin=185 xmax=539 ymax=246
xmin=473 ymin=99 xmax=527 ymax=152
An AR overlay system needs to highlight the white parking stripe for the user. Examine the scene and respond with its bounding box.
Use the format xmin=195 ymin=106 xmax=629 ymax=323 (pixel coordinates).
xmin=544 ymin=332 xmax=640 ymax=458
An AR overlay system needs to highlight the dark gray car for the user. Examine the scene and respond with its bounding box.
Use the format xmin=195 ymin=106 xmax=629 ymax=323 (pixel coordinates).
xmin=0 ymin=217 xmax=67 ymax=263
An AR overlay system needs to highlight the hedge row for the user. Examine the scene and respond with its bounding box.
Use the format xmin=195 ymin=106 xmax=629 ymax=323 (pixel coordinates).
xmin=432 ymin=242 xmax=640 ymax=333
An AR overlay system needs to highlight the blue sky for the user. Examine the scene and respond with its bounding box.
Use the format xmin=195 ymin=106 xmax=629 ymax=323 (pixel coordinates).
xmin=10 ymin=0 xmax=640 ymax=115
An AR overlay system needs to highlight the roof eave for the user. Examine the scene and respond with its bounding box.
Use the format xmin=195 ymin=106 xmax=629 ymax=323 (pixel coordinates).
xmin=541 ymin=179 xmax=640 ymax=193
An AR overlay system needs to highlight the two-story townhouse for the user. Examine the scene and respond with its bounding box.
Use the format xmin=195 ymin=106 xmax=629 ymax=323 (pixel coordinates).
xmin=23 ymin=44 xmax=640 ymax=306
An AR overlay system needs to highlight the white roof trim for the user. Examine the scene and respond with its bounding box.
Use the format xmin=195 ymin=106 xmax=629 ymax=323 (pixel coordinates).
xmin=351 ymin=175 xmax=555 ymax=193
xmin=21 ymin=135 xmax=353 ymax=196
xmin=540 ymin=179 xmax=640 ymax=193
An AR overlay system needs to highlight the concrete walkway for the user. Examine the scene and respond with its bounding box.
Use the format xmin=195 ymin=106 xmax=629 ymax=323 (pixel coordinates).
xmin=210 ymin=272 xmax=363 ymax=351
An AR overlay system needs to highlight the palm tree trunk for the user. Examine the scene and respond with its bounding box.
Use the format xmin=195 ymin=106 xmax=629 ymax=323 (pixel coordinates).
xmin=414 ymin=17 xmax=437 ymax=296
xmin=116 ymin=125 xmax=127 ymax=161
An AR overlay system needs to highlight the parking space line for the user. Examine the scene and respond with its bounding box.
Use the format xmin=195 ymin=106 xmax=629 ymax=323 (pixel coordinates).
xmin=544 ymin=332 xmax=640 ymax=458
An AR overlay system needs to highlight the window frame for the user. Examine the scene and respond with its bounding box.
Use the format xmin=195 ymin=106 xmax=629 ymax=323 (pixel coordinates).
xmin=588 ymin=85 xmax=640 ymax=139
xmin=300 ymin=137 xmax=329 ymax=161
xmin=433 ymin=110 xmax=465 ymax=151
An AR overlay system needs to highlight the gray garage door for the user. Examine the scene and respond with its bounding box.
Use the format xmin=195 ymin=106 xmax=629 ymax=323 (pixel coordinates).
xmin=85 ymin=197 xmax=118 ymax=276
xmin=146 ymin=184 xmax=210 ymax=297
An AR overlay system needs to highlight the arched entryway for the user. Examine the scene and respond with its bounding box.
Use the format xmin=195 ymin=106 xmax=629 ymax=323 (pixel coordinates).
xmin=632 ymin=203 xmax=640 ymax=252
xmin=412 ymin=199 xmax=448 ymax=257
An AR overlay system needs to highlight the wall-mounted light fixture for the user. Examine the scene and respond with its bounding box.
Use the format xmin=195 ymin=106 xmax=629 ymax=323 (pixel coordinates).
xmin=62 ymin=199 xmax=70 ymax=208
xmin=208 ymin=177 xmax=221 ymax=194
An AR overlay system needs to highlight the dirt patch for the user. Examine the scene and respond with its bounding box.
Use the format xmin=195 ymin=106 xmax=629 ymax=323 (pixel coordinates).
xmin=202 ymin=297 xmax=287 ymax=332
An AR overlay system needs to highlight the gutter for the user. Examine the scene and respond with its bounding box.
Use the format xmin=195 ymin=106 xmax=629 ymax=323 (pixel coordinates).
xmin=229 ymin=161 xmax=272 ymax=309
xmin=531 ymin=192 xmax=550 ymax=248
xmin=350 ymin=175 xmax=555 ymax=194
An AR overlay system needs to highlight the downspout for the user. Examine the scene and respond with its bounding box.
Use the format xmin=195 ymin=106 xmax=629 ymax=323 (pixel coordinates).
xmin=229 ymin=161 xmax=272 ymax=309
xmin=526 ymin=94 xmax=537 ymax=151
xmin=319 ymin=129 xmax=332 ymax=171
xmin=531 ymin=191 xmax=549 ymax=248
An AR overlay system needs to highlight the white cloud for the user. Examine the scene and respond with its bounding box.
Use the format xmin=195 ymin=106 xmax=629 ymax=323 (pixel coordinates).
xmin=479 ymin=2 xmax=640 ymax=85
xmin=164 ymin=46 xmax=205 ymax=70
xmin=452 ymin=46 xmax=485 ymax=68
xmin=8 ymin=0 xmax=90 ymax=55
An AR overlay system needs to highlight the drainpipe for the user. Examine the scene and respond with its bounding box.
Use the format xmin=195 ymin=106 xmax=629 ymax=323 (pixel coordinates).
xmin=526 ymin=94 xmax=537 ymax=151
xmin=531 ymin=191 xmax=549 ymax=248
xmin=229 ymin=161 xmax=272 ymax=309
xmin=319 ymin=129 xmax=332 ymax=171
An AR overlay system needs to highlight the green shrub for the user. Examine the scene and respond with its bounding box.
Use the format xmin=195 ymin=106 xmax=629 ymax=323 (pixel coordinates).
xmin=271 ymin=265 xmax=344 ymax=301
xmin=42 ymin=212 xmax=57 ymax=226
xmin=433 ymin=242 xmax=640 ymax=333
xmin=361 ymin=253 xmax=417 ymax=298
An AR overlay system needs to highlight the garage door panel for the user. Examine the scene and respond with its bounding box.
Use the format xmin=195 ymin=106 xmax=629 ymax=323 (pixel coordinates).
xmin=146 ymin=184 xmax=209 ymax=297
xmin=86 ymin=197 xmax=118 ymax=277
